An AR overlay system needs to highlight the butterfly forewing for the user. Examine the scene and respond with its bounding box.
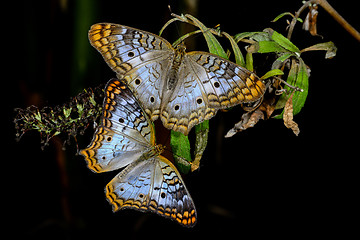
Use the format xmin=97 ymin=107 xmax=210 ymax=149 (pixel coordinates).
xmin=80 ymin=79 xmax=154 ymax=173
xmin=88 ymin=23 xmax=173 ymax=78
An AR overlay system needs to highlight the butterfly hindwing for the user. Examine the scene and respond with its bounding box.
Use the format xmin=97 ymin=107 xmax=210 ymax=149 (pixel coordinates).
xmin=123 ymin=61 xmax=167 ymax=121
xmin=160 ymin=64 xmax=217 ymax=134
xmin=187 ymin=51 xmax=266 ymax=107
xmin=160 ymin=51 xmax=266 ymax=134
xmin=105 ymin=158 xmax=154 ymax=211
xmin=106 ymin=155 xmax=197 ymax=227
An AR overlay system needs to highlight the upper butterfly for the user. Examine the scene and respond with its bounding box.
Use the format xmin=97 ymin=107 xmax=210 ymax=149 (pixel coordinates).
xmin=89 ymin=23 xmax=266 ymax=135
xmin=80 ymin=78 xmax=196 ymax=227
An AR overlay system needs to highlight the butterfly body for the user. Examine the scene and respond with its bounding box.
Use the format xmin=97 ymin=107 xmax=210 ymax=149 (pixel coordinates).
xmin=161 ymin=45 xmax=185 ymax=107
xmin=80 ymin=79 xmax=196 ymax=227
xmin=89 ymin=23 xmax=266 ymax=135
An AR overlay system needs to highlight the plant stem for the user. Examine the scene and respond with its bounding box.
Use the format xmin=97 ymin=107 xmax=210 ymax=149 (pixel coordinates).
xmin=317 ymin=0 xmax=360 ymax=42
xmin=287 ymin=0 xmax=317 ymax=40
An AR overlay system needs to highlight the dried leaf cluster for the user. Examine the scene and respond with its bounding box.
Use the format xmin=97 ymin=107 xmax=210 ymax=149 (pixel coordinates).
xmin=14 ymin=86 xmax=104 ymax=149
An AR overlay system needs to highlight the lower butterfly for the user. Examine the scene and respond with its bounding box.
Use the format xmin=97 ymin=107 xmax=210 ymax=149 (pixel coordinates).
xmin=80 ymin=78 xmax=196 ymax=227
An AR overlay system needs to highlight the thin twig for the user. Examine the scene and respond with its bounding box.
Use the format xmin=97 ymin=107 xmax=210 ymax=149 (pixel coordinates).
xmin=274 ymin=76 xmax=304 ymax=92
xmin=287 ymin=0 xmax=317 ymax=40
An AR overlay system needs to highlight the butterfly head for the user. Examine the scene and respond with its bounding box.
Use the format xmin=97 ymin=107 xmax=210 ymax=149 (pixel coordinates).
xmin=153 ymin=144 xmax=165 ymax=155
xmin=175 ymin=42 xmax=187 ymax=54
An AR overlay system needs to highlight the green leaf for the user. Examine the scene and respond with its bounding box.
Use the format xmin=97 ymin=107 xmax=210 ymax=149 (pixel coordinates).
xmin=274 ymin=59 xmax=309 ymax=118
xmin=292 ymin=59 xmax=309 ymax=115
xmin=233 ymin=32 xmax=262 ymax=43
xmin=257 ymin=41 xmax=284 ymax=53
xmin=53 ymin=131 xmax=61 ymax=137
xmin=170 ymin=130 xmax=192 ymax=174
xmin=250 ymin=31 xmax=272 ymax=42
xmin=271 ymin=31 xmax=300 ymax=53
xmin=275 ymin=52 xmax=294 ymax=63
xmin=172 ymin=29 xmax=202 ymax=47
xmin=245 ymin=51 xmax=254 ymax=72
xmin=34 ymin=110 xmax=42 ymax=122
xmin=159 ymin=17 xmax=179 ymax=36
xmin=77 ymin=103 xmax=84 ymax=116
xmin=261 ymin=69 xmax=284 ymax=80
xmin=192 ymin=120 xmax=209 ymax=171
xmin=185 ymin=14 xmax=227 ymax=59
xmin=301 ymin=41 xmax=337 ymax=59
xmin=89 ymin=92 xmax=97 ymax=106
xmin=272 ymin=12 xmax=303 ymax=23
xmin=274 ymin=60 xmax=298 ymax=112
xmin=222 ymin=32 xmax=245 ymax=66
xmin=63 ymin=107 xmax=72 ymax=118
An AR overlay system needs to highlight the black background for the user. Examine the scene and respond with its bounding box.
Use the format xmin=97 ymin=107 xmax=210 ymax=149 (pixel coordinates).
xmin=6 ymin=0 xmax=359 ymax=238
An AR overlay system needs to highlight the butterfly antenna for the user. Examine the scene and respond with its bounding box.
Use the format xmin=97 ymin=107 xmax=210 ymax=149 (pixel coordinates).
xmin=166 ymin=3 xmax=187 ymax=46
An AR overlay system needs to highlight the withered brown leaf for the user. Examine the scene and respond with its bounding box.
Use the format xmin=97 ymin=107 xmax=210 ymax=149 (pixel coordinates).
xmin=283 ymin=92 xmax=300 ymax=136
xmin=224 ymin=98 xmax=276 ymax=138
xmin=303 ymin=4 xmax=320 ymax=37
xmin=225 ymin=110 xmax=265 ymax=138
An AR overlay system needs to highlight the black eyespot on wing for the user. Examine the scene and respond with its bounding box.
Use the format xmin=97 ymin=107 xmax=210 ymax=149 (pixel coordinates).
xmin=128 ymin=51 xmax=135 ymax=57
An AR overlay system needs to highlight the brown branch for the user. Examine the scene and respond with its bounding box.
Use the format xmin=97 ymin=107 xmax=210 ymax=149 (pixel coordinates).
xmin=317 ymin=0 xmax=360 ymax=42
xmin=287 ymin=0 xmax=360 ymax=42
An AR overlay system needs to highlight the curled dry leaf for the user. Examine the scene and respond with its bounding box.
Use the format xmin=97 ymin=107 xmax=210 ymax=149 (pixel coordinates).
xmin=225 ymin=110 xmax=265 ymax=138
xmin=224 ymin=106 xmax=269 ymax=138
xmin=303 ymin=4 xmax=320 ymax=37
xmin=301 ymin=41 xmax=337 ymax=59
xmin=283 ymin=92 xmax=300 ymax=136
xmin=225 ymin=98 xmax=276 ymax=138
